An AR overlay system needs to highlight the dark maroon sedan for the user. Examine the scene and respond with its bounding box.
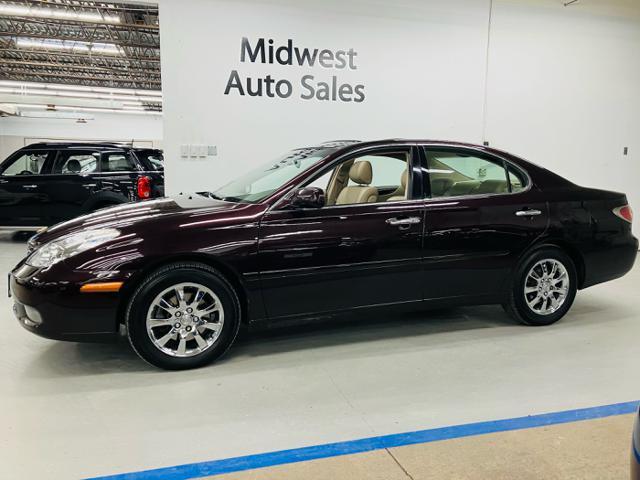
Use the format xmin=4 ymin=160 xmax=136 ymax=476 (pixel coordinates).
xmin=9 ymin=140 xmax=638 ymax=369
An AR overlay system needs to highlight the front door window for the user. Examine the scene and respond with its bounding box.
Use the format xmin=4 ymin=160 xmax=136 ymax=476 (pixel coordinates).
xmin=308 ymin=151 xmax=410 ymax=206
xmin=1 ymin=152 xmax=48 ymax=176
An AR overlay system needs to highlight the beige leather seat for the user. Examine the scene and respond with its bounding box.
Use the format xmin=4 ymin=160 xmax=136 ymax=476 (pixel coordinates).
xmin=473 ymin=179 xmax=508 ymax=194
xmin=430 ymin=177 xmax=454 ymax=196
xmin=387 ymin=170 xmax=408 ymax=202
xmin=445 ymin=180 xmax=481 ymax=196
xmin=335 ymin=161 xmax=378 ymax=205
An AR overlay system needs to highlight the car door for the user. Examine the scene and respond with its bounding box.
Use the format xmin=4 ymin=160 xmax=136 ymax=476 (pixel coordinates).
xmin=41 ymin=149 xmax=102 ymax=225
xmin=258 ymin=145 xmax=425 ymax=319
xmin=420 ymin=146 xmax=549 ymax=301
xmin=0 ymin=149 xmax=52 ymax=227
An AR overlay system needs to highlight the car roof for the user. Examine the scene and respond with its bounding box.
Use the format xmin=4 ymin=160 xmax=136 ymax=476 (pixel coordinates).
xmin=320 ymin=139 xmax=509 ymax=157
xmin=20 ymin=142 xmax=159 ymax=151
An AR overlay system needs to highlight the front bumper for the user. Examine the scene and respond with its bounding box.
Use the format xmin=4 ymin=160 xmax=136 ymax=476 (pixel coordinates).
xmin=10 ymin=263 xmax=121 ymax=342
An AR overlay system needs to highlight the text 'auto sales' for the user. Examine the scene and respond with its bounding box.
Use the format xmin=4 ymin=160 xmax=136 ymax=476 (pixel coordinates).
xmin=224 ymin=37 xmax=366 ymax=103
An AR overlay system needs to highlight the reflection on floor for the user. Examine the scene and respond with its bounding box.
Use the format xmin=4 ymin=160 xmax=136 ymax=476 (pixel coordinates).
xmin=1 ymin=232 xmax=638 ymax=479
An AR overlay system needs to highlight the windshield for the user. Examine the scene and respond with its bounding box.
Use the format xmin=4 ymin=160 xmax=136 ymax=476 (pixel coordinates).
xmin=213 ymin=147 xmax=334 ymax=202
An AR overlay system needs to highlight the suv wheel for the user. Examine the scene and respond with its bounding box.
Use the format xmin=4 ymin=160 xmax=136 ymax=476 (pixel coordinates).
xmin=126 ymin=262 xmax=241 ymax=370
xmin=503 ymin=247 xmax=577 ymax=326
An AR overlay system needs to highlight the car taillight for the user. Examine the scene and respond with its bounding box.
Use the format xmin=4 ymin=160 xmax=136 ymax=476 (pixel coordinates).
xmin=613 ymin=205 xmax=633 ymax=223
xmin=137 ymin=176 xmax=151 ymax=199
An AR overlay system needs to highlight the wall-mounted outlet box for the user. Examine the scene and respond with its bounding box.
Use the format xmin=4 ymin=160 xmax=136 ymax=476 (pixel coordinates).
xmin=181 ymin=144 xmax=218 ymax=160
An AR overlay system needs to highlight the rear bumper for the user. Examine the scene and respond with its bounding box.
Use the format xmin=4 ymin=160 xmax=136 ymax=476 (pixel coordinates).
xmin=10 ymin=264 xmax=120 ymax=342
xmin=581 ymin=235 xmax=638 ymax=289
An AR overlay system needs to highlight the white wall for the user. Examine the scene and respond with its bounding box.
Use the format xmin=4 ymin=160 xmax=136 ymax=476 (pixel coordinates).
xmin=0 ymin=112 xmax=163 ymax=160
xmin=486 ymin=0 xmax=640 ymax=231
xmin=159 ymin=0 xmax=491 ymax=193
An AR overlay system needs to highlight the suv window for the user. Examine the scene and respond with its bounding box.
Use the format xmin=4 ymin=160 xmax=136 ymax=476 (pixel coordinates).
xmin=101 ymin=152 xmax=136 ymax=172
xmin=425 ymin=150 xmax=510 ymax=198
xmin=1 ymin=151 xmax=48 ymax=176
xmin=136 ymin=150 xmax=164 ymax=171
xmin=53 ymin=151 xmax=100 ymax=174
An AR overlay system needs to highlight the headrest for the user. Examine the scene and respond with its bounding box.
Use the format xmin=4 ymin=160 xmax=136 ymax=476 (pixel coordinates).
xmin=349 ymin=161 xmax=372 ymax=185
xmin=66 ymin=159 xmax=81 ymax=173
xmin=400 ymin=170 xmax=408 ymax=189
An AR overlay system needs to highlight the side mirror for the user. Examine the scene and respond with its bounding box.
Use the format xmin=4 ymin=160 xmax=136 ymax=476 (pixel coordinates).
xmin=289 ymin=186 xmax=325 ymax=209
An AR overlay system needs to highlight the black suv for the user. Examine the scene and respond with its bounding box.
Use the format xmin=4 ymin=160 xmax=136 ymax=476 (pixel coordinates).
xmin=0 ymin=143 xmax=164 ymax=230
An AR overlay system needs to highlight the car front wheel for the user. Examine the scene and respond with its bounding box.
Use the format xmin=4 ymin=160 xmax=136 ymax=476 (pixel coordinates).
xmin=503 ymin=247 xmax=577 ymax=326
xmin=126 ymin=262 xmax=241 ymax=370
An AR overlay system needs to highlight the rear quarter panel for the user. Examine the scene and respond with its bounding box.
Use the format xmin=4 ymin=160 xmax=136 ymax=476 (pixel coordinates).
xmin=544 ymin=185 xmax=637 ymax=288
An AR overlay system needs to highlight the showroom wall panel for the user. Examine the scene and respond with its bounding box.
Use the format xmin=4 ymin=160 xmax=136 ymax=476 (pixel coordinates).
xmin=158 ymin=0 xmax=491 ymax=193
xmin=485 ymin=0 xmax=640 ymax=234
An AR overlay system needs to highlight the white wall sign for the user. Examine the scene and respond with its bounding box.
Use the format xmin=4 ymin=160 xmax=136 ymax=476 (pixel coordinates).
xmin=224 ymin=37 xmax=365 ymax=103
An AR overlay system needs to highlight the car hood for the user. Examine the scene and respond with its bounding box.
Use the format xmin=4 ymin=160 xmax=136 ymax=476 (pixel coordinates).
xmin=32 ymin=193 xmax=252 ymax=246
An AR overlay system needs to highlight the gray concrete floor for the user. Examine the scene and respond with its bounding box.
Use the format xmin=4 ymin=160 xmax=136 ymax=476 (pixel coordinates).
xmin=1 ymin=232 xmax=638 ymax=479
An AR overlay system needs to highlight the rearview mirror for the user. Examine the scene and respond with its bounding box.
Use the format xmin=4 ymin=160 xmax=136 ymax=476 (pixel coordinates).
xmin=289 ymin=187 xmax=325 ymax=209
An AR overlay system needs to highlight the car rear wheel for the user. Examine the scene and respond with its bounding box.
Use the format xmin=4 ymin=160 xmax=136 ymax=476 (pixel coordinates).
xmin=126 ymin=262 xmax=241 ymax=370
xmin=503 ymin=247 xmax=577 ymax=326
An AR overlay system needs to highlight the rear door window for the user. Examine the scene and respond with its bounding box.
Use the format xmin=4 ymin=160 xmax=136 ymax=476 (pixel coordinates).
xmin=425 ymin=149 xmax=510 ymax=198
xmin=1 ymin=151 xmax=48 ymax=176
xmin=52 ymin=151 xmax=100 ymax=174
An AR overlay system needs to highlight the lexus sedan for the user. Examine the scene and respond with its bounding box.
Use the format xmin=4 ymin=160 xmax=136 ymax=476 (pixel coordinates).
xmin=9 ymin=140 xmax=638 ymax=369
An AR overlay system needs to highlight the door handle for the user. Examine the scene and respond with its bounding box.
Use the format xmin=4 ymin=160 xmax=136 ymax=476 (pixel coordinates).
xmin=22 ymin=185 xmax=38 ymax=189
xmin=386 ymin=216 xmax=421 ymax=226
xmin=515 ymin=209 xmax=542 ymax=217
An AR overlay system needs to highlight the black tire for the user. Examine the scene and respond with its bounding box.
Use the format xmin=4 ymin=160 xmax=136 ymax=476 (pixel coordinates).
xmin=126 ymin=262 xmax=241 ymax=370
xmin=503 ymin=246 xmax=577 ymax=326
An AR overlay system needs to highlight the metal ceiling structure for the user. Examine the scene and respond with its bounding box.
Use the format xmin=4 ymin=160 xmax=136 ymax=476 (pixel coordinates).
xmin=0 ymin=0 xmax=161 ymax=111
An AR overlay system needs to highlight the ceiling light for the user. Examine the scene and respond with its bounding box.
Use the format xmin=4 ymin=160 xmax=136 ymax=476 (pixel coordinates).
xmin=0 ymin=4 xmax=121 ymax=23
xmin=16 ymin=38 xmax=123 ymax=55
xmin=7 ymin=102 xmax=161 ymax=115
xmin=55 ymin=106 xmax=162 ymax=116
xmin=0 ymin=80 xmax=162 ymax=100
xmin=10 ymin=103 xmax=49 ymax=109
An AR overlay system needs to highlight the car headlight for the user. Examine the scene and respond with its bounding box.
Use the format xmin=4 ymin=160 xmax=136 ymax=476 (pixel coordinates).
xmin=26 ymin=228 xmax=120 ymax=268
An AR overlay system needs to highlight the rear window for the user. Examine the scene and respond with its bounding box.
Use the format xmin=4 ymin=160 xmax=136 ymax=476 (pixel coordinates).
xmin=136 ymin=150 xmax=164 ymax=171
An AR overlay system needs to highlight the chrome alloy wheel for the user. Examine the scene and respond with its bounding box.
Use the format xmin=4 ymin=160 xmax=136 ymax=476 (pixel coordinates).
xmin=146 ymin=282 xmax=224 ymax=357
xmin=524 ymin=259 xmax=570 ymax=316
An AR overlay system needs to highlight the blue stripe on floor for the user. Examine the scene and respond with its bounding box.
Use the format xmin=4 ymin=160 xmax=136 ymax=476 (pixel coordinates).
xmin=87 ymin=400 xmax=639 ymax=480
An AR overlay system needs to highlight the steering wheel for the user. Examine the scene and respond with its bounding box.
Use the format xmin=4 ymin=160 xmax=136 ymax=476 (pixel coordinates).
xmin=17 ymin=170 xmax=34 ymax=175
